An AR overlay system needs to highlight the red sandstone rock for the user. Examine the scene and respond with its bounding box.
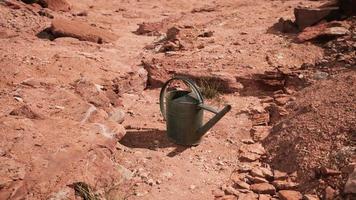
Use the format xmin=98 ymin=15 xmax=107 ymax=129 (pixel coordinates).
xmin=278 ymin=190 xmax=302 ymax=200
xmin=42 ymin=0 xmax=71 ymax=12
xmin=50 ymin=18 xmax=118 ymax=43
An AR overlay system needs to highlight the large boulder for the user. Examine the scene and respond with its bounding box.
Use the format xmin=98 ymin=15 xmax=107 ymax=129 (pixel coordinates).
xmin=50 ymin=18 xmax=118 ymax=43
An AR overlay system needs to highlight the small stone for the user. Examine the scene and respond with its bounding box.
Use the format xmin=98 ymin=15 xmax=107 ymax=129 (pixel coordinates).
xmin=38 ymin=8 xmax=54 ymax=18
xmin=274 ymin=96 xmax=292 ymax=106
xmin=76 ymin=11 xmax=88 ymax=16
xmin=14 ymin=96 xmax=24 ymax=102
xmin=0 ymin=148 xmax=6 ymax=156
xmin=260 ymin=167 xmax=274 ymax=179
xmin=278 ymin=190 xmax=302 ymax=200
xmin=324 ymin=186 xmax=336 ymax=200
xmin=217 ymin=195 xmax=238 ymax=200
xmin=250 ymin=167 xmax=273 ymax=179
xmin=272 ymin=181 xmax=299 ymax=190
xmin=251 ymin=168 xmax=265 ymax=178
xmin=313 ymin=71 xmax=329 ymax=80
xmin=239 ymin=152 xmax=261 ymax=162
xmin=320 ymin=167 xmax=341 ymax=176
xmin=274 ymin=170 xmax=288 ymax=180
xmin=251 ymin=112 xmax=270 ymax=126
xmin=162 ymin=171 xmax=173 ymax=179
xmin=250 ymin=183 xmax=276 ymax=195
xmin=109 ymin=109 xmax=125 ymax=124
xmin=238 ymin=192 xmax=259 ymax=200
xmin=146 ymin=179 xmax=155 ymax=186
xmin=245 ymin=143 xmax=266 ymax=155
xmin=134 ymin=191 xmax=148 ymax=197
xmin=222 ymin=185 xmax=239 ymax=196
xmin=10 ymin=105 xmax=42 ymax=119
xmin=246 ymin=175 xmax=269 ymax=184
xmin=259 ymin=194 xmax=272 ymax=200
xmin=238 ymin=164 xmax=253 ymax=173
xmin=212 ymin=189 xmax=225 ymax=197
xmin=242 ymin=139 xmax=255 ymax=144
xmin=189 ymin=185 xmax=196 ymax=190
xmin=237 ymin=189 xmax=250 ymax=193
xmin=234 ymin=181 xmax=250 ymax=190
xmin=251 ymin=126 xmax=271 ymax=142
xmin=217 ymin=161 xmax=225 ymax=166
xmin=303 ymin=194 xmax=320 ymax=200
xmin=198 ymin=30 xmax=214 ymax=37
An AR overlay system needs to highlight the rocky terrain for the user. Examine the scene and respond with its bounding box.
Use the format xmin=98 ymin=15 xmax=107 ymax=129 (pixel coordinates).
xmin=0 ymin=0 xmax=355 ymax=200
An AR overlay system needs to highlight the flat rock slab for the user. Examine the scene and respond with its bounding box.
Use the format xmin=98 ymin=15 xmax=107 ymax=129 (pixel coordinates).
xmin=250 ymin=183 xmax=276 ymax=195
xmin=294 ymin=7 xmax=339 ymax=30
xmin=297 ymin=21 xmax=350 ymax=42
xmin=278 ymin=190 xmax=303 ymax=200
xmin=50 ymin=18 xmax=118 ymax=43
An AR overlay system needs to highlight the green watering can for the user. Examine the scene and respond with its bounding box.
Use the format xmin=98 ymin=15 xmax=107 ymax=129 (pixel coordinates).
xmin=159 ymin=77 xmax=232 ymax=146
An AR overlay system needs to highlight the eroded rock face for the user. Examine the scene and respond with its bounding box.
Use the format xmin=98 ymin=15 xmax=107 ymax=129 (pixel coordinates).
xmin=50 ymin=18 xmax=118 ymax=43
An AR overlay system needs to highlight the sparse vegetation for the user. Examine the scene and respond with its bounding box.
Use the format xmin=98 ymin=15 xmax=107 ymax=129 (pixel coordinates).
xmin=196 ymin=78 xmax=221 ymax=99
xmin=71 ymin=182 xmax=99 ymax=200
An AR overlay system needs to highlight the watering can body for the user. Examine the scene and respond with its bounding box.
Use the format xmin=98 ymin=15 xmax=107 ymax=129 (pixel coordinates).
xmin=160 ymin=77 xmax=231 ymax=146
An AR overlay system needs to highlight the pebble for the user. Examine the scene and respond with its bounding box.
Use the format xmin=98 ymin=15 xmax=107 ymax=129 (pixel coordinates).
xmin=212 ymin=189 xmax=225 ymax=197
xmin=162 ymin=172 xmax=173 ymax=179
xmin=313 ymin=71 xmax=329 ymax=80
xmin=146 ymin=178 xmax=155 ymax=186
xmin=189 ymin=185 xmax=196 ymax=190
xmin=242 ymin=139 xmax=255 ymax=144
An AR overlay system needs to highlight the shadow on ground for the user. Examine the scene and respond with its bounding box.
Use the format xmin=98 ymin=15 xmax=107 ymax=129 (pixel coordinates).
xmin=235 ymin=74 xmax=285 ymax=97
xmin=119 ymin=128 xmax=188 ymax=157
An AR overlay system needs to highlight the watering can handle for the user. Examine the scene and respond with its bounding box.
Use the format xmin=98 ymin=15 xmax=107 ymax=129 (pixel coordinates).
xmin=159 ymin=76 xmax=204 ymax=120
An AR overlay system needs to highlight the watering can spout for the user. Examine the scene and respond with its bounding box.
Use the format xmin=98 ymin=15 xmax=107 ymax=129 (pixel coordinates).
xmin=196 ymin=104 xmax=232 ymax=137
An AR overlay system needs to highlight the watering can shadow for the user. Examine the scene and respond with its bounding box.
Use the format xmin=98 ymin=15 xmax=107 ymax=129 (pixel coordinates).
xmin=160 ymin=76 xmax=231 ymax=146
